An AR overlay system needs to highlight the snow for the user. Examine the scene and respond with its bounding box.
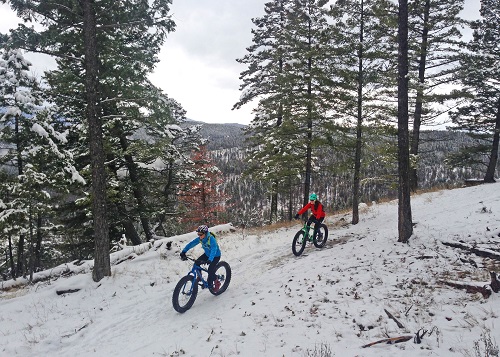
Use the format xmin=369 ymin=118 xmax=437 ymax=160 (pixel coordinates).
xmin=1 ymin=183 xmax=500 ymax=357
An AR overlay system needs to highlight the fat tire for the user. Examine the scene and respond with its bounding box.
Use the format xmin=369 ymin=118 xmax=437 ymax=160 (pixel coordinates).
xmin=313 ymin=224 xmax=328 ymax=248
xmin=172 ymin=275 xmax=198 ymax=313
xmin=209 ymin=261 xmax=231 ymax=296
xmin=292 ymin=230 xmax=307 ymax=256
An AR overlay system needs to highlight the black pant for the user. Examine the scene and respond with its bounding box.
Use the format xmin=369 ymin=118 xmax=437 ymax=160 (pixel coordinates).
xmin=195 ymin=254 xmax=220 ymax=283
xmin=307 ymin=215 xmax=324 ymax=237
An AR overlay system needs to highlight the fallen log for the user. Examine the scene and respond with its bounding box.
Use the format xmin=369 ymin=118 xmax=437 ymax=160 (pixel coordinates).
xmin=464 ymin=179 xmax=484 ymax=187
xmin=438 ymin=271 xmax=499 ymax=297
xmin=440 ymin=281 xmax=492 ymax=298
xmin=56 ymin=288 xmax=81 ymax=295
xmin=441 ymin=241 xmax=500 ymax=261
xmin=362 ymin=335 xmax=413 ymax=348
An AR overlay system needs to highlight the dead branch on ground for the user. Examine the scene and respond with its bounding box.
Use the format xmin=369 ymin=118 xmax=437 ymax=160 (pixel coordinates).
xmin=362 ymin=335 xmax=413 ymax=348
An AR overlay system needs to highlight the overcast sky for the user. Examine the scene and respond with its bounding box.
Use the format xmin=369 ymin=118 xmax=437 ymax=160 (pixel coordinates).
xmin=1 ymin=0 xmax=480 ymax=125
xmin=151 ymin=0 xmax=268 ymax=125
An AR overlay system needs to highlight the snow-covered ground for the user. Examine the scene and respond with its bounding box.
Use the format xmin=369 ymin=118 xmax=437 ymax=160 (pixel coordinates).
xmin=1 ymin=183 xmax=499 ymax=357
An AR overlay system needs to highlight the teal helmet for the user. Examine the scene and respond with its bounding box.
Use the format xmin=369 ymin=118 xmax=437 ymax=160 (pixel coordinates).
xmin=309 ymin=193 xmax=317 ymax=201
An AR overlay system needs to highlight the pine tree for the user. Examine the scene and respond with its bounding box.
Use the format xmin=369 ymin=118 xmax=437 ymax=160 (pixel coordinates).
xmin=3 ymin=0 xmax=176 ymax=281
xmin=236 ymin=0 xmax=337 ymax=220
xmin=0 ymin=48 xmax=83 ymax=279
xmin=0 ymin=47 xmax=40 ymax=278
xmin=327 ymin=0 xmax=399 ymax=224
xmin=449 ymin=0 xmax=500 ymax=182
xmin=235 ymin=0 xmax=293 ymax=223
xmin=408 ymin=0 xmax=467 ymax=191
xmin=281 ymin=0 xmax=336 ymax=208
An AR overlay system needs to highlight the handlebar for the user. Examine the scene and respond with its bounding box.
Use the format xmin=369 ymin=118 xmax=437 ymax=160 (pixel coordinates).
xmin=182 ymin=255 xmax=208 ymax=266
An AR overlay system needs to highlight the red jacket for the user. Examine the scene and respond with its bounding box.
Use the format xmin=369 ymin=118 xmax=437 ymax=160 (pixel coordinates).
xmin=298 ymin=201 xmax=325 ymax=219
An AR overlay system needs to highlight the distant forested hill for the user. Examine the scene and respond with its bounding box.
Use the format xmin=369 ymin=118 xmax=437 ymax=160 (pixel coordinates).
xmin=183 ymin=120 xmax=246 ymax=150
xmin=192 ymin=121 xmax=496 ymax=227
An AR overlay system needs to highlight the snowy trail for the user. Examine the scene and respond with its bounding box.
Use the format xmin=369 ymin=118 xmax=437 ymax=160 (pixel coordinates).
xmin=2 ymin=183 xmax=500 ymax=356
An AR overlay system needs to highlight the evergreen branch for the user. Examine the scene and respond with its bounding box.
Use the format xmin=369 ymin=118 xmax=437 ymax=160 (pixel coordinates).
xmin=98 ymin=16 xmax=172 ymax=30
xmin=45 ymin=1 xmax=81 ymax=18
xmin=100 ymin=96 xmax=151 ymax=104
xmin=12 ymin=44 xmax=83 ymax=63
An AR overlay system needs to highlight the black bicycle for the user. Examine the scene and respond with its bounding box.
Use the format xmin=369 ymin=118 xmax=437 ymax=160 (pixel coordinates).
xmin=292 ymin=221 xmax=328 ymax=256
xmin=172 ymin=257 xmax=231 ymax=313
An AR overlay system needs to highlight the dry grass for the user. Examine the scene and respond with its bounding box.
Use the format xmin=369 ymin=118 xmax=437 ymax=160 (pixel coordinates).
xmin=244 ymin=220 xmax=297 ymax=235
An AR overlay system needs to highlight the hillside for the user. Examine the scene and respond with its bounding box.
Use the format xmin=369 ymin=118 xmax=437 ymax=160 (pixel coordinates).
xmin=184 ymin=120 xmax=246 ymax=150
xmin=1 ymin=183 xmax=499 ymax=356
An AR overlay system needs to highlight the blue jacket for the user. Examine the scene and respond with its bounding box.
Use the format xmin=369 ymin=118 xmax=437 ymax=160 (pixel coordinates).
xmin=181 ymin=232 xmax=221 ymax=262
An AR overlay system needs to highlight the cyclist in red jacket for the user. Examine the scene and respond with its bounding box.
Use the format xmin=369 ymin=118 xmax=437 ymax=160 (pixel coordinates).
xmin=294 ymin=193 xmax=326 ymax=239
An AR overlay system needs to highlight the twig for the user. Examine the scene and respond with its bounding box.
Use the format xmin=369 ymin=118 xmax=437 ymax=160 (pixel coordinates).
xmin=384 ymin=308 xmax=405 ymax=328
xmin=61 ymin=323 xmax=90 ymax=338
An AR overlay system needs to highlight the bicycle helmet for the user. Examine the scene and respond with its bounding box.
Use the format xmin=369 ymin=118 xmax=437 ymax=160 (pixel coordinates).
xmin=309 ymin=193 xmax=317 ymax=201
xmin=196 ymin=225 xmax=209 ymax=234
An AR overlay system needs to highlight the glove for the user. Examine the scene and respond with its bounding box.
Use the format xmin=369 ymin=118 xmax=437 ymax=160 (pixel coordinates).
xmin=195 ymin=258 xmax=208 ymax=266
xmin=180 ymin=252 xmax=187 ymax=261
xmin=294 ymin=214 xmax=299 ymax=220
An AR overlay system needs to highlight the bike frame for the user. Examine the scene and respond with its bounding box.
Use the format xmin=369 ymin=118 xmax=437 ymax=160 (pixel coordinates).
xmin=186 ymin=259 xmax=210 ymax=290
xmin=301 ymin=222 xmax=317 ymax=239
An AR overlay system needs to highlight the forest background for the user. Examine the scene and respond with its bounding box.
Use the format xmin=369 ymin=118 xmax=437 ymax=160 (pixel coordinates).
xmin=0 ymin=0 xmax=498 ymax=283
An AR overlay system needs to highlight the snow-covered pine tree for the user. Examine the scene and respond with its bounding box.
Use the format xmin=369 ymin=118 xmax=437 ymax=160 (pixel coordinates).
xmin=0 ymin=48 xmax=84 ymax=280
xmin=4 ymin=0 xmax=177 ymax=281
xmin=235 ymin=0 xmax=295 ymax=223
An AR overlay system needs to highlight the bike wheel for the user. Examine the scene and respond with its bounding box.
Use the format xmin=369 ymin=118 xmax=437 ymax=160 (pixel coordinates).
xmin=209 ymin=261 xmax=231 ymax=296
xmin=172 ymin=275 xmax=198 ymax=313
xmin=292 ymin=230 xmax=307 ymax=256
xmin=313 ymin=224 xmax=328 ymax=248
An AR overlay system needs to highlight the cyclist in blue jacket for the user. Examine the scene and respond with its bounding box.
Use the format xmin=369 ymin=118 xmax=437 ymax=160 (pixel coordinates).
xmin=180 ymin=225 xmax=221 ymax=290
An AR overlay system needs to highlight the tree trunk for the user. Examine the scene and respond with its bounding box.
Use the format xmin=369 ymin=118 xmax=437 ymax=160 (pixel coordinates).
xmin=397 ymin=0 xmax=413 ymax=243
xmin=484 ymin=97 xmax=500 ymax=183
xmin=119 ymin=133 xmax=151 ymax=242
xmin=288 ymin=177 xmax=293 ymax=221
xmin=304 ymin=107 xmax=313 ymax=208
xmin=303 ymin=25 xmax=313 ymax=208
xmin=82 ymin=0 xmax=111 ymax=282
xmin=270 ymin=187 xmax=278 ymax=224
xmin=8 ymin=234 xmax=15 ymax=280
xmin=29 ymin=208 xmax=35 ymax=282
xmin=122 ymin=219 xmax=142 ymax=246
xmin=410 ymin=0 xmax=431 ymax=192
xmin=35 ymin=213 xmax=43 ymax=271
xmin=16 ymin=235 xmax=25 ymax=278
xmin=270 ymin=77 xmax=283 ymax=224
xmin=352 ymin=0 xmax=365 ymax=225
xmin=15 ymin=113 xmax=25 ymax=278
